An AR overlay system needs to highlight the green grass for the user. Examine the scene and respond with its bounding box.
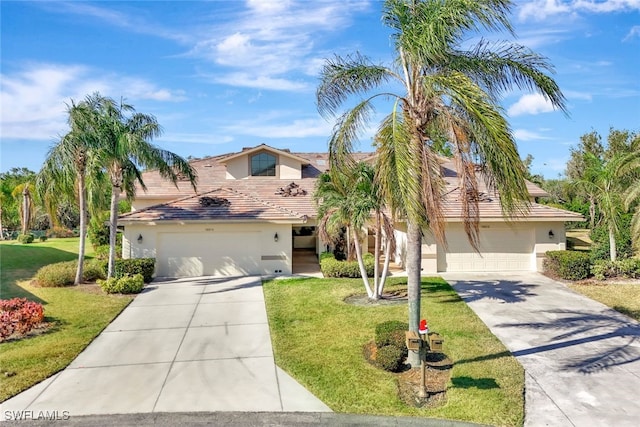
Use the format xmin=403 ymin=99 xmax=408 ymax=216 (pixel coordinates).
xmin=264 ymin=277 xmax=524 ymax=427
xmin=568 ymin=283 xmax=640 ymax=321
xmin=0 ymin=238 xmax=133 ymax=402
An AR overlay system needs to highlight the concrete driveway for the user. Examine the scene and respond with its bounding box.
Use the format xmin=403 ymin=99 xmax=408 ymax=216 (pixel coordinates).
xmin=442 ymin=272 xmax=640 ymax=427
xmin=2 ymin=276 xmax=330 ymax=418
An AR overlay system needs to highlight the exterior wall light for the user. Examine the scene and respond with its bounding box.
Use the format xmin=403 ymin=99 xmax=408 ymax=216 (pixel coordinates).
xmin=137 ymin=234 xmax=143 ymax=244
xmin=274 ymin=232 xmax=279 ymax=242
xmin=548 ymin=230 xmax=554 ymax=239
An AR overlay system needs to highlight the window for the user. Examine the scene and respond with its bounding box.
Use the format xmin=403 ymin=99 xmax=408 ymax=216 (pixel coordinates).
xmin=251 ymin=153 xmax=276 ymax=176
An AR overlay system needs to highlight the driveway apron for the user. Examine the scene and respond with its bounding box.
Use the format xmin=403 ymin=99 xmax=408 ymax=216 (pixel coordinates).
xmin=2 ymin=276 xmax=331 ymax=417
xmin=443 ymin=272 xmax=640 ymax=427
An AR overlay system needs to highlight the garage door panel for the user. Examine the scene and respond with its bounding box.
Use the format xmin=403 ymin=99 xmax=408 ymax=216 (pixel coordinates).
xmin=158 ymin=232 xmax=261 ymax=277
xmin=438 ymin=226 xmax=533 ymax=272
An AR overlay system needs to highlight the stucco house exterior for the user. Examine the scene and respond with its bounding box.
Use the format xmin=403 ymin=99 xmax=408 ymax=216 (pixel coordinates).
xmin=119 ymin=144 xmax=583 ymax=278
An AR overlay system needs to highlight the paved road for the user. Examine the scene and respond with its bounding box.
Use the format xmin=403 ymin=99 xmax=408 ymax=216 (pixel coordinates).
xmin=443 ymin=272 xmax=640 ymax=427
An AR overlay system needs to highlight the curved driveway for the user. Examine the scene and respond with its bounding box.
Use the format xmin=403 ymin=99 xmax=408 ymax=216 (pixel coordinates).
xmin=443 ymin=272 xmax=640 ymax=427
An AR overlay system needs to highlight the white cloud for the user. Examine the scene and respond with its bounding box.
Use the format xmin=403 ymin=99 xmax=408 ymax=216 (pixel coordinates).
xmin=508 ymin=94 xmax=557 ymax=116
xmin=518 ymin=0 xmax=640 ymax=21
xmin=0 ymin=63 xmax=186 ymax=140
xmin=189 ymin=0 xmax=371 ymax=91
xmin=159 ymin=133 xmax=234 ymax=145
xmin=224 ymin=116 xmax=333 ymax=138
xmin=513 ymin=129 xmax=552 ymax=140
xmin=623 ymin=25 xmax=640 ymax=41
xmin=564 ymin=90 xmax=593 ymax=101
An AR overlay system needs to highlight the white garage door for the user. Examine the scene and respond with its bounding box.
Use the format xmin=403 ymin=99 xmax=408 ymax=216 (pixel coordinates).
xmin=157 ymin=232 xmax=260 ymax=277
xmin=438 ymin=225 xmax=534 ymax=272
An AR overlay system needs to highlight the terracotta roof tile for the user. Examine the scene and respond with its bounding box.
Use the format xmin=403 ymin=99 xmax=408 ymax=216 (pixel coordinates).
xmin=119 ymin=188 xmax=308 ymax=222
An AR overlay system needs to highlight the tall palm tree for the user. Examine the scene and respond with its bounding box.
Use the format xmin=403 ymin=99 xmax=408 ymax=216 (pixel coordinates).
xmin=87 ymin=95 xmax=197 ymax=278
xmin=38 ymin=96 xmax=107 ymax=285
xmin=317 ymin=0 xmax=566 ymax=365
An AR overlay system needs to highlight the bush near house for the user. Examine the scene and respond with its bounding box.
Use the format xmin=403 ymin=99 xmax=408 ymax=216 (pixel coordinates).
xmin=320 ymin=252 xmax=375 ymax=278
xmin=98 ymin=274 xmax=144 ymax=294
xmin=112 ymin=258 xmax=155 ymax=283
xmin=544 ymin=250 xmax=592 ymax=280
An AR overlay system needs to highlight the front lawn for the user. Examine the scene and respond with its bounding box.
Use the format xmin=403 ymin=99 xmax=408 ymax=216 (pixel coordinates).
xmin=568 ymin=282 xmax=640 ymax=321
xmin=263 ymin=277 xmax=524 ymax=427
xmin=0 ymin=239 xmax=133 ymax=402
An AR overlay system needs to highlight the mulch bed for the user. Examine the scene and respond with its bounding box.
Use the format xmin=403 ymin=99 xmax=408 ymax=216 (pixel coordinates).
xmin=363 ymin=340 xmax=453 ymax=408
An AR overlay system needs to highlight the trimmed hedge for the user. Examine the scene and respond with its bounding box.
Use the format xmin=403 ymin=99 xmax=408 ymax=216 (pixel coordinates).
xmin=99 ymin=274 xmax=144 ymax=294
xmin=375 ymin=320 xmax=408 ymax=352
xmin=113 ymin=258 xmax=155 ymax=283
xmin=320 ymin=252 xmax=375 ymax=278
xmin=544 ymin=250 xmax=591 ymax=280
xmin=375 ymin=345 xmax=405 ymax=372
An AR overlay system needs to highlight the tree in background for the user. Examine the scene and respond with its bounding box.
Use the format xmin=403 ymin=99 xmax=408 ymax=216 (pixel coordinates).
xmin=316 ymin=0 xmax=565 ymax=365
xmin=0 ymin=168 xmax=36 ymax=234
xmin=11 ymin=182 xmax=36 ymax=236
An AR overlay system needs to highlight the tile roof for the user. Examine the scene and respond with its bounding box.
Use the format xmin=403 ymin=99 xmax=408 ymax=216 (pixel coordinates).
xmin=126 ymin=146 xmax=581 ymax=223
xmin=119 ymin=188 xmax=308 ymax=222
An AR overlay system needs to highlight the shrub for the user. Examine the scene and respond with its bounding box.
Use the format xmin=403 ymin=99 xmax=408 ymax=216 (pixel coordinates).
xmin=35 ymin=261 xmax=76 ymax=287
xmin=320 ymin=252 xmax=375 ymax=278
xmin=39 ymin=235 xmax=48 ymax=242
xmin=113 ymin=258 xmax=155 ymax=283
xmin=99 ymin=274 xmax=144 ymax=294
xmin=35 ymin=260 xmax=107 ymax=287
xmin=88 ymin=212 xmax=110 ymax=249
xmin=375 ymin=320 xmax=409 ymax=351
xmin=46 ymin=227 xmax=75 ymax=238
xmin=0 ymin=298 xmax=45 ymax=340
xmin=17 ymin=233 xmax=35 ymax=244
xmin=544 ymin=250 xmax=592 ymax=280
xmin=592 ymin=259 xmax=640 ymax=280
xmin=375 ymin=345 xmax=405 ymax=372
xmin=590 ymin=214 xmax=633 ymax=261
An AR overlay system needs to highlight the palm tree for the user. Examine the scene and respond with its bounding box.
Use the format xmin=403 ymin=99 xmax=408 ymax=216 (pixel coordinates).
xmin=314 ymin=161 xmax=395 ymax=299
xmin=87 ymin=95 xmax=197 ymax=278
xmin=577 ymin=150 xmax=640 ymax=261
xmin=11 ymin=182 xmax=35 ymax=235
xmin=38 ymin=96 xmax=107 ymax=285
xmin=317 ymin=0 xmax=566 ymax=365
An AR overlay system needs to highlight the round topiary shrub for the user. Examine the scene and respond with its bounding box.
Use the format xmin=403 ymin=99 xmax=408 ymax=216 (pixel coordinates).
xmin=17 ymin=233 xmax=35 ymax=244
xmin=375 ymin=345 xmax=405 ymax=372
xmin=35 ymin=261 xmax=76 ymax=287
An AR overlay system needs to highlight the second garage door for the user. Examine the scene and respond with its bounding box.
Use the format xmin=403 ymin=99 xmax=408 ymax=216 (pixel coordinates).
xmin=157 ymin=232 xmax=261 ymax=277
xmin=438 ymin=224 xmax=534 ymax=272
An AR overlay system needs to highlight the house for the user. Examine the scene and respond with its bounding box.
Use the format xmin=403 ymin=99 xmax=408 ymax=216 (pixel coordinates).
xmin=119 ymin=144 xmax=583 ymax=277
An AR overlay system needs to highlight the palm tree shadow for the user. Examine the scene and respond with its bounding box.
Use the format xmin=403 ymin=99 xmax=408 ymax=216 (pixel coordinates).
xmin=451 ymin=279 xmax=538 ymax=303
xmin=499 ymin=309 xmax=640 ymax=374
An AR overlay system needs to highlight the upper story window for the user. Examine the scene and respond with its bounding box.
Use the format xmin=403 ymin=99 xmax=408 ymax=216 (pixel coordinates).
xmin=251 ymin=152 xmax=276 ymax=176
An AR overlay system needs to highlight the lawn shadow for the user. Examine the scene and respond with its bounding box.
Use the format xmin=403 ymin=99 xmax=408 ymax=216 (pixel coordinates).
xmin=499 ymin=309 xmax=640 ymax=374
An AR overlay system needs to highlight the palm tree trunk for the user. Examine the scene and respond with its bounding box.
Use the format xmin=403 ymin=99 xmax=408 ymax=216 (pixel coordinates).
xmin=608 ymin=223 xmax=617 ymax=262
xmin=406 ymin=220 xmax=422 ymax=368
xmin=74 ymin=173 xmax=87 ymax=285
xmin=378 ymin=231 xmax=392 ymax=296
xmin=589 ymin=195 xmax=596 ymax=229
xmin=22 ymin=187 xmax=30 ymax=235
xmin=107 ymin=185 xmax=120 ymax=278
xmin=373 ymin=211 xmax=381 ymax=298
xmin=0 ymin=206 xmax=4 ymax=240
xmin=352 ymin=227 xmax=374 ymax=298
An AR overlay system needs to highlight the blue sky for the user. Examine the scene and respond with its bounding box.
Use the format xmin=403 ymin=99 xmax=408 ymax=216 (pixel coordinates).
xmin=1 ymin=0 xmax=639 ymax=178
